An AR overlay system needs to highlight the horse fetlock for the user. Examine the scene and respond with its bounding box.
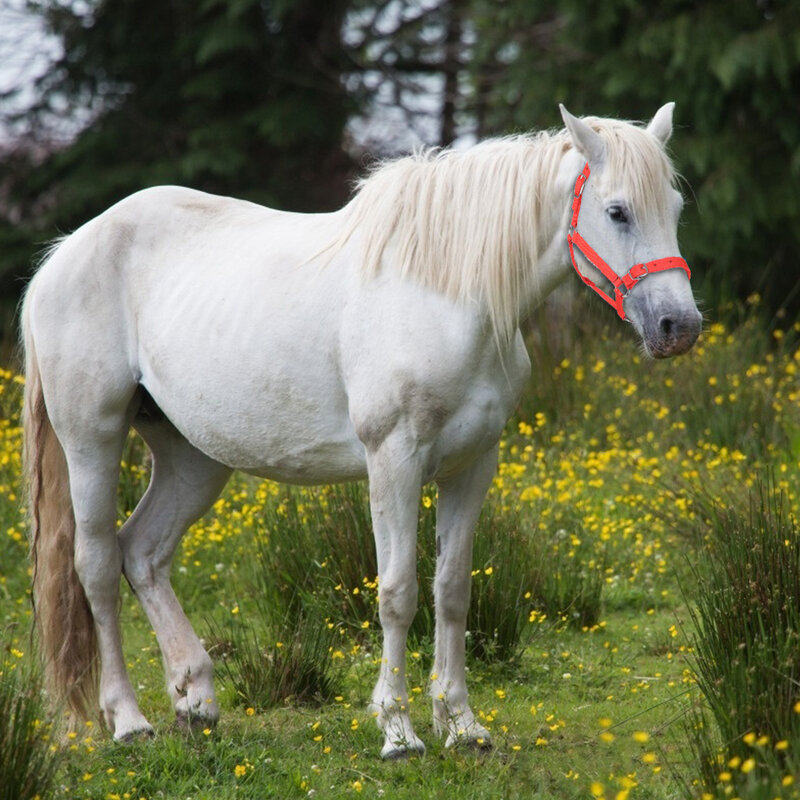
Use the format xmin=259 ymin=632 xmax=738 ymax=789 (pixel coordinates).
xmin=441 ymin=715 xmax=492 ymax=750
xmin=169 ymin=655 xmax=216 ymax=700
xmin=432 ymin=696 xmax=491 ymax=749
xmin=172 ymin=681 xmax=219 ymax=726
xmin=368 ymin=694 xmax=402 ymax=729
xmin=377 ymin=709 xmax=426 ymax=760
xmin=106 ymin=701 xmax=155 ymax=742
xmin=368 ymin=692 xmax=425 ymax=759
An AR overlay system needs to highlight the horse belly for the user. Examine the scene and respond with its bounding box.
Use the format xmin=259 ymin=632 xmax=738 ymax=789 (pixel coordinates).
xmin=136 ymin=298 xmax=367 ymax=483
xmin=142 ymin=359 xmax=368 ymax=484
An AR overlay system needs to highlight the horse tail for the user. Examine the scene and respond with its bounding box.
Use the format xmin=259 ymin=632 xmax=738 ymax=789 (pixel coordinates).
xmin=22 ymin=297 xmax=98 ymax=722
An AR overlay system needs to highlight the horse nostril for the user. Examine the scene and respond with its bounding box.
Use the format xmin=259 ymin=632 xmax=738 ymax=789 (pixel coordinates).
xmin=647 ymin=312 xmax=701 ymax=358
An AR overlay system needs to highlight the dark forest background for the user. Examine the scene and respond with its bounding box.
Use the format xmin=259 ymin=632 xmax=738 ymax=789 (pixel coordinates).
xmin=1 ymin=0 xmax=799 ymax=351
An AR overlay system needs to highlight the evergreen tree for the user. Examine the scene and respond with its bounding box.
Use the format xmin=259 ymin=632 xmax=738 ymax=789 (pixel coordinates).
xmin=0 ymin=0 xmax=355 ymax=299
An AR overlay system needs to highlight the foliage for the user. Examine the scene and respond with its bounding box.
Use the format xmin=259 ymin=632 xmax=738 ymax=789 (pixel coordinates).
xmin=344 ymin=0 xmax=470 ymax=150
xmin=0 ymin=660 xmax=63 ymax=800
xmin=0 ymin=0 xmax=356 ymax=301
xmin=680 ymin=484 xmax=800 ymax=798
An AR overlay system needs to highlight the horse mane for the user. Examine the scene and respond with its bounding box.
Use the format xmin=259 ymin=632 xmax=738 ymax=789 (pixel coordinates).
xmin=589 ymin=117 xmax=679 ymax=223
xmin=334 ymin=117 xmax=677 ymax=344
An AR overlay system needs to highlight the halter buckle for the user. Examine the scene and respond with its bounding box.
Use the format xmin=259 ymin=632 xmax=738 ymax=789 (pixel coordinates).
xmin=622 ymin=262 xmax=649 ymax=291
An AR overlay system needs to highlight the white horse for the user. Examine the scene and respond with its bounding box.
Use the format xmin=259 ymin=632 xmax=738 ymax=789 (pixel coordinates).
xmin=22 ymin=104 xmax=700 ymax=758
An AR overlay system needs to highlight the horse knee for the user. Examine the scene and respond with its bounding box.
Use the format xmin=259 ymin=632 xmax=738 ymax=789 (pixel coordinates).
xmin=435 ymin=574 xmax=470 ymax=623
xmin=379 ymin=574 xmax=418 ymax=628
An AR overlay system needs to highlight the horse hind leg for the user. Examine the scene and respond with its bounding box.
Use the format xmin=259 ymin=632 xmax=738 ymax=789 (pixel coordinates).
xmin=120 ymin=404 xmax=231 ymax=728
xmin=57 ymin=413 xmax=154 ymax=740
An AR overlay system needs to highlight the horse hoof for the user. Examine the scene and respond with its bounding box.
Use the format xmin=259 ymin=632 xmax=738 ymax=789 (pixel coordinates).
xmin=114 ymin=724 xmax=155 ymax=743
xmin=381 ymin=739 xmax=426 ymax=760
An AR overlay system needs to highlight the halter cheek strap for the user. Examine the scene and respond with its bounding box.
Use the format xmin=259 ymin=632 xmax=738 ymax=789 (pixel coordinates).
xmin=567 ymin=163 xmax=691 ymax=321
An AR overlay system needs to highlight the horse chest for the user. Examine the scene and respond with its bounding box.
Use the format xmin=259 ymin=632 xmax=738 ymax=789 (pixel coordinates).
xmin=432 ymin=378 xmax=522 ymax=474
xmin=349 ymin=361 xmax=525 ymax=484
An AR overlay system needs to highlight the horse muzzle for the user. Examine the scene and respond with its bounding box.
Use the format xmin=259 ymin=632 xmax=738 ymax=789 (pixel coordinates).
xmin=640 ymin=308 xmax=702 ymax=358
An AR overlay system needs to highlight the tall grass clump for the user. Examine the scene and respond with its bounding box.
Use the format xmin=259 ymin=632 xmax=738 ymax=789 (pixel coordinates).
xmin=464 ymin=501 xmax=545 ymax=662
xmin=251 ymin=482 xmax=380 ymax=635
xmin=207 ymin=492 xmax=358 ymax=709
xmin=681 ymin=484 xmax=800 ymax=797
xmin=0 ymin=661 xmax=63 ymax=800
xmin=210 ymin=607 xmax=345 ymax=711
xmin=535 ymin=520 xmax=605 ymax=629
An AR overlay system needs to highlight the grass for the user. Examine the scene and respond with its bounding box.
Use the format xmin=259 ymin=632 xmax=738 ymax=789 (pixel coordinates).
xmin=678 ymin=483 xmax=800 ymax=799
xmin=0 ymin=297 xmax=799 ymax=798
xmin=0 ymin=660 xmax=63 ymax=800
xmin=690 ymin=485 xmax=800 ymax=743
xmin=209 ymin=606 xmax=347 ymax=711
xmin=50 ymin=606 xmax=698 ymax=799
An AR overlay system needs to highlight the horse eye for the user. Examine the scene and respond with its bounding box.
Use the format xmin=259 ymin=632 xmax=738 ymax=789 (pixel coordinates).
xmin=607 ymin=205 xmax=628 ymax=224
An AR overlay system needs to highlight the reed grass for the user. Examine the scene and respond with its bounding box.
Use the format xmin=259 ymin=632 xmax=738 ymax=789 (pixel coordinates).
xmin=0 ymin=660 xmax=63 ymax=800
xmin=680 ymin=482 xmax=800 ymax=797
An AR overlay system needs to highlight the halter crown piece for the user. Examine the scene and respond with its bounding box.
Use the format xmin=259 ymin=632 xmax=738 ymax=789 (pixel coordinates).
xmin=567 ymin=163 xmax=691 ymax=320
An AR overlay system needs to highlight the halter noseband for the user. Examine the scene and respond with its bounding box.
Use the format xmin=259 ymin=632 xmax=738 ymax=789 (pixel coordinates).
xmin=567 ymin=163 xmax=691 ymax=320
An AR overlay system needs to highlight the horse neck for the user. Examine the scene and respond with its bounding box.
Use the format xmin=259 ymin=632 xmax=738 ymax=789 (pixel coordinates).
xmin=336 ymin=134 xmax=583 ymax=345
xmin=515 ymin=145 xmax=584 ymax=324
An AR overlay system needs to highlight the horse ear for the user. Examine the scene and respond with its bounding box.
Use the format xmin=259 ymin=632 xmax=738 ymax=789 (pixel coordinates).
xmin=559 ymin=104 xmax=605 ymax=164
xmin=647 ymin=102 xmax=675 ymax=145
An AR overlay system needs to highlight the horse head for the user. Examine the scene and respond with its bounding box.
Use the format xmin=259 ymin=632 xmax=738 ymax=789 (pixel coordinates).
xmin=560 ymin=103 xmax=702 ymax=358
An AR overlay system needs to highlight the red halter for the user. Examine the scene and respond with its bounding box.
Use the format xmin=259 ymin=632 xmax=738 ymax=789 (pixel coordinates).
xmin=567 ymin=163 xmax=691 ymax=320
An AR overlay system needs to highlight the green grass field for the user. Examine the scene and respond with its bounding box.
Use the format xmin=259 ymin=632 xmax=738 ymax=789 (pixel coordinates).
xmin=1 ymin=300 xmax=799 ymax=799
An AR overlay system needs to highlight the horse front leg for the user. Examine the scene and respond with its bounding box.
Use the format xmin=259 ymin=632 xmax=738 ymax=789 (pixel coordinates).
xmin=432 ymin=445 xmax=497 ymax=749
xmin=366 ymin=437 xmax=426 ymax=760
